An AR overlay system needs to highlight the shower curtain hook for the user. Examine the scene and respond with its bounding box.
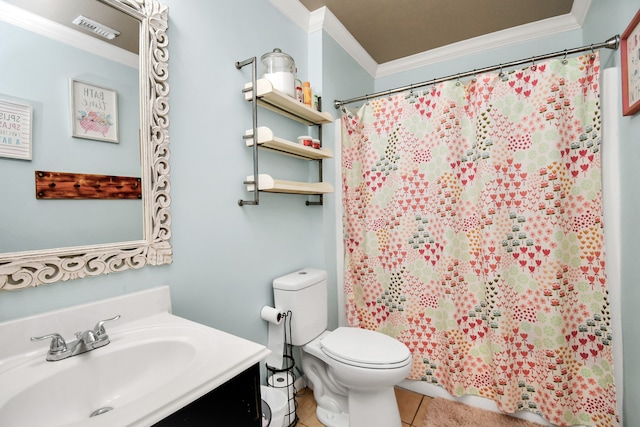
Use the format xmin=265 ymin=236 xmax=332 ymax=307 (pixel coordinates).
xmin=498 ymin=64 xmax=505 ymax=79
xmin=406 ymin=84 xmax=415 ymax=100
xmin=471 ymin=69 xmax=477 ymax=83
xmin=530 ymin=56 xmax=537 ymax=71
xmin=590 ymin=44 xmax=596 ymax=60
xmin=455 ymin=73 xmax=461 ymax=86
xmin=429 ymin=79 xmax=436 ymax=94
xmin=562 ymin=50 xmax=568 ymax=65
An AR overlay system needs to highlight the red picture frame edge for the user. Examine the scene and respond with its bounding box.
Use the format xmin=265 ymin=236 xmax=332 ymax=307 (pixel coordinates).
xmin=621 ymin=8 xmax=640 ymax=116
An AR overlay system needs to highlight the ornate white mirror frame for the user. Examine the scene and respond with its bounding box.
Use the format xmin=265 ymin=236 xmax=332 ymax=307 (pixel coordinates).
xmin=0 ymin=0 xmax=171 ymax=291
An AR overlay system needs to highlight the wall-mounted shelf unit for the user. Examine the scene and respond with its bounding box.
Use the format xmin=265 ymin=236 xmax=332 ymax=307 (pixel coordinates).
xmin=243 ymin=80 xmax=333 ymax=126
xmin=236 ymin=57 xmax=334 ymax=206
xmin=245 ymin=127 xmax=333 ymax=160
xmin=246 ymin=174 xmax=334 ymax=195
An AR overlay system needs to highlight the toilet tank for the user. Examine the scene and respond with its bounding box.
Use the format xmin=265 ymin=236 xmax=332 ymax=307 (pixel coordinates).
xmin=273 ymin=268 xmax=327 ymax=346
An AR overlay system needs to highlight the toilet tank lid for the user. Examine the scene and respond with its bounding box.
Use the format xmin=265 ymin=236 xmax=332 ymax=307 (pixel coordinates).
xmin=273 ymin=268 xmax=327 ymax=290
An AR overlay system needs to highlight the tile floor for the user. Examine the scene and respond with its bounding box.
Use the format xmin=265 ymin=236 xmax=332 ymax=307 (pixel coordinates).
xmin=294 ymin=386 xmax=432 ymax=427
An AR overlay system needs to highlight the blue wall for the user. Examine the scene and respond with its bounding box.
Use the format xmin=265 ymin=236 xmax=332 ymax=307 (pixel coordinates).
xmin=583 ymin=2 xmax=640 ymax=426
xmin=0 ymin=22 xmax=141 ymax=252
xmin=0 ymin=0 xmax=358 ymax=350
xmin=2 ymin=1 xmax=639 ymax=425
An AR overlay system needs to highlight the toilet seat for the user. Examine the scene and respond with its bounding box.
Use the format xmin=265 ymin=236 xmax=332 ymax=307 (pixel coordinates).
xmin=320 ymin=327 xmax=411 ymax=369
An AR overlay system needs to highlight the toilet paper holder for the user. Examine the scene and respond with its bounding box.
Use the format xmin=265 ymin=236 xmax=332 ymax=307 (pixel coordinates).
xmin=265 ymin=311 xmax=298 ymax=427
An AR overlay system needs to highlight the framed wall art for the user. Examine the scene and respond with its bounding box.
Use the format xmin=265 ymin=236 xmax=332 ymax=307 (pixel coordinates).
xmin=70 ymin=79 xmax=119 ymax=142
xmin=621 ymin=9 xmax=640 ymax=116
xmin=0 ymin=97 xmax=32 ymax=160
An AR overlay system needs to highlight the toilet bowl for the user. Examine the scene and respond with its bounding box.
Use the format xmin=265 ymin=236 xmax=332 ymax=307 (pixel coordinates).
xmin=272 ymin=269 xmax=412 ymax=427
xmin=302 ymin=328 xmax=412 ymax=427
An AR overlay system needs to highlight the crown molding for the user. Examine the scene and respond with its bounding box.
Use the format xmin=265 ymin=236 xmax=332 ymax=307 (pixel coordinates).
xmin=270 ymin=0 xmax=378 ymax=77
xmin=570 ymin=0 xmax=592 ymax=26
xmin=310 ymin=7 xmax=378 ymax=77
xmin=308 ymin=6 xmax=324 ymax=32
xmin=270 ymin=0 xmax=591 ymax=79
xmin=376 ymin=3 xmax=589 ymax=78
xmin=0 ymin=0 xmax=138 ymax=68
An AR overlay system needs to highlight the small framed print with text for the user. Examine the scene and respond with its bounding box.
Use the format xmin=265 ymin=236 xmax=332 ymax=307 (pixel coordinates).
xmin=0 ymin=97 xmax=32 ymax=160
xmin=70 ymin=79 xmax=119 ymax=143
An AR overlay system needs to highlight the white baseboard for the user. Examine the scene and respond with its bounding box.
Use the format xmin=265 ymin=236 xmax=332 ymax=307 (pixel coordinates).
xmin=294 ymin=375 xmax=307 ymax=392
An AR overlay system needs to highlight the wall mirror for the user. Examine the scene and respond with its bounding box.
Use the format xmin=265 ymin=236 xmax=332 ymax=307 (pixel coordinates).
xmin=0 ymin=0 xmax=171 ymax=290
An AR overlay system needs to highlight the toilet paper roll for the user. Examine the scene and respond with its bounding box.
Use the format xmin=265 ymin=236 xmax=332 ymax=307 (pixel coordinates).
xmin=267 ymin=371 xmax=295 ymax=399
xmin=262 ymin=306 xmax=285 ymax=369
xmin=260 ymin=306 xmax=283 ymax=324
xmin=268 ymin=372 xmax=296 ymax=426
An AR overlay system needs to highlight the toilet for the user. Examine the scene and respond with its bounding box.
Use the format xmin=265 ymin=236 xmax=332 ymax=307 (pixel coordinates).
xmin=273 ymin=268 xmax=412 ymax=427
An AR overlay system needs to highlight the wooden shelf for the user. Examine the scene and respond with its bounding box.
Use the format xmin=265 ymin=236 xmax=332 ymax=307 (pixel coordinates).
xmin=237 ymin=59 xmax=332 ymax=205
xmin=245 ymin=127 xmax=333 ymax=160
xmin=244 ymin=79 xmax=333 ymax=125
xmin=245 ymin=174 xmax=334 ymax=195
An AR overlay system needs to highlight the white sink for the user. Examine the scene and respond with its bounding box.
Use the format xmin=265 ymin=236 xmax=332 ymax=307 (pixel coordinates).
xmin=0 ymin=288 xmax=270 ymax=427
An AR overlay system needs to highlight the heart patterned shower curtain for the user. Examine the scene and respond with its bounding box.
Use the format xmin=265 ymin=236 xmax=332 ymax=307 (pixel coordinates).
xmin=341 ymin=53 xmax=618 ymax=427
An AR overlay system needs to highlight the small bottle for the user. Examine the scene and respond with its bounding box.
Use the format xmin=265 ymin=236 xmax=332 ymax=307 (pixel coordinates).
xmin=302 ymin=81 xmax=312 ymax=107
xmin=313 ymin=92 xmax=319 ymax=111
xmin=295 ymin=79 xmax=303 ymax=103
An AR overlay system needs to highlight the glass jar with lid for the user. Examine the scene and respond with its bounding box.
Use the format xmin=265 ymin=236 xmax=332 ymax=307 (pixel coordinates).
xmin=261 ymin=48 xmax=296 ymax=98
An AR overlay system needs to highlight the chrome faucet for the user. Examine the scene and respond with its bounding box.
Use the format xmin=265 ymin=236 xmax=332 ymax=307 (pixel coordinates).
xmin=31 ymin=315 xmax=121 ymax=361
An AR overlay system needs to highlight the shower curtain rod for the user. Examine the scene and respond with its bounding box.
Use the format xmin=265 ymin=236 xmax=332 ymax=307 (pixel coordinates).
xmin=333 ymin=35 xmax=620 ymax=109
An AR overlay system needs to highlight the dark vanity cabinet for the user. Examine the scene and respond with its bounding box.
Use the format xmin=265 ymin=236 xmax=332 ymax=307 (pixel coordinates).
xmin=153 ymin=363 xmax=262 ymax=426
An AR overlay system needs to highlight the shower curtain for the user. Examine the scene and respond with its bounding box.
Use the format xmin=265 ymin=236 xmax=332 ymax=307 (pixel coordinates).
xmin=341 ymin=52 xmax=618 ymax=427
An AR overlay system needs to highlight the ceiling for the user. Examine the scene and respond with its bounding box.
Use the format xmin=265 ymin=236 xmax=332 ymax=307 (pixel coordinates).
xmin=3 ymin=0 xmax=139 ymax=54
xmin=5 ymin=0 xmax=580 ymax=71
xmin=297 ymin=0 xmax=575 ymax=64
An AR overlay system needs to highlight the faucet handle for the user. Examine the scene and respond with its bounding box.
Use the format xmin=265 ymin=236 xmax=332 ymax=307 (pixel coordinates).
xmin=31 ymin=333 xmax=67 ymax=354
xmin=93 ymin=315 xmax=121 ymax=337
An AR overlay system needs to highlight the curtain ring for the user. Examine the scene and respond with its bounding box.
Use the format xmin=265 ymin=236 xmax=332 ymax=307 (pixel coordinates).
xmin=406 ymin=84 xmax=414 ymax=100
xmin=471 ymin=69 xmax=477 ymax=83
xmin=455 ymin=73 xmax=461 ymax=86
xmin=530 ymin=57 xmax=537 ymax=71
xmin=429 ymin=79 xmax=437 ymax=94
xmin=498 ymin=63 xmax=505 ymax=79
xmin=562 ymin=50 xmax=568 ymax=65
xmin=590 ymin=44 xmax=596 ymax=60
